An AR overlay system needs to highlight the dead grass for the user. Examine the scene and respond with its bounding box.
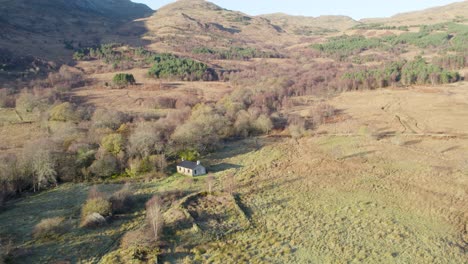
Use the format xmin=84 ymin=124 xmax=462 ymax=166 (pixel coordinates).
xmin=1 ymin=83 xmax=467 ymax=263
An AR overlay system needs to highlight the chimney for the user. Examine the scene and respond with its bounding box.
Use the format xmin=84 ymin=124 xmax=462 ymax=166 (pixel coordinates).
xmin=197 ymin=160 xmax=201 ymax=165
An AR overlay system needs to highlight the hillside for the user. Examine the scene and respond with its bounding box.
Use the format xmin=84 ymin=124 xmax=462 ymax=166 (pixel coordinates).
xmin=0 ymin=0 xmax=152 ymax=81
xmin=261 ymin=13 xmax=359 ymax=35
xmin=139 ymin=0 xmax=288 ymax=52
xmin=362 ymin=0 xmax=468 ymax=25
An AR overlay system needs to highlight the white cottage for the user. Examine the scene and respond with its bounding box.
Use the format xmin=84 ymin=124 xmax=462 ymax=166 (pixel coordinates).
xmin=177 ymin=160 xmax=207 ymax=176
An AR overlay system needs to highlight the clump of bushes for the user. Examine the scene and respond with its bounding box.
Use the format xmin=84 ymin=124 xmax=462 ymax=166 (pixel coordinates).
xmin=113 ymin=73 xmax=136 ymax=87
xmin=101 ymin=133 xmax=125 ymax=155
xmin=110 ymin=184 xmax=134 ymax=214
xmin=15 ymin=92 xmax=42 ymax=113
xmin=91 ymin=109 xmax=128 ymax=130
xmin=32 ymin=217 xmax=67 ymax=240
xmin=89 ymin=154 xmax=120 ymax=179
xmin=81 ymin=186 xmax=112 ymax=227
xmin=49 ymin=102 xmax=78 ymax=122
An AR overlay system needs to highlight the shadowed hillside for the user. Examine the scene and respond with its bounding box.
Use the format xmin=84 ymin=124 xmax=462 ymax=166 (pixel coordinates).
xmin=0 ymin=0 xmax=152 ymax=80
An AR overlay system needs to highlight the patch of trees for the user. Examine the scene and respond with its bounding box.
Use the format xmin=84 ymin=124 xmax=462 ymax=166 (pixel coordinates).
xmin=383 ymin=32 xmax=451 ymax=49
xmin=446 ymin=23 xmax=468 ymax=52
xmin=311 ymin=35 xmax=384 ymax=60
xmin=73 ymin=44 xmax=156 ymax=71
xmin=112 ymin=73 xmax=136 ymax=87
xmin=73 ymin=43 xmax=123 ymax=62
xmin=312 ymin=23 xmax=468 ymax=61
xmin=352 ymin=23 xmax=409 ymax=31
xmin=432 ymin=54 xmax=468 ymax=70
xmin=341 ymin=56 xmax=460 ymax=90
xmin=148 ymin=55 xmax=216 ymax=81
xmin=192 ymin=46 xmax=283 ymax=60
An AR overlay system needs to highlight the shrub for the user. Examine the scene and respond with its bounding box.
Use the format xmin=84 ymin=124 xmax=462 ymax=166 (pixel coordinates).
xmin=126 ymin=157 xmax=154 ymax=177
xmin=288 ymin=124 xmax=306 ymax=139
xmin=154 ymin=96 xmax=177 ymax=109
xmin=48 ymin=65 xmax=85 ymax=89
xmin=75 ymin=146 xmax=97 ymax=169
xmin=81 ymin=212 xmax=107 ymax=228
xmin=253 ymin=114 xmax=273 ymax=134
xmin=110 ymin=184 xmax=134 ymax=214
xmin=101 ymin=133 xmax=125 ymax=155
xmin=309 ymin=103 xmax=337 ymax=127
xmin=91 ymin=109 xmax=128 ymax=130
xmin=0 ymin=89 xmax=15 ymax=108
xmin=89 ymin=154 xmax=119 ymax=178
xmin=113 ymin=73 xmax=136 ymax=87
xmin=81 ymin=188 xmax=112 ymax=227
xmin=32 ymin=217 xmax=66 ymax=240
xmin=49 ymin=102 xmax=78 ymax=122
xmin=120 ymin=229 xmax=152 ymax=249
xmin=128 ymin=122 xmax=163 ymax=158
xmin=15 ymin=92 xmax=41 ymax=113
xmin=178 ymin=149 xmax=200 ymax=162
xmin=81 ymin=197 xmax=112 ymax=218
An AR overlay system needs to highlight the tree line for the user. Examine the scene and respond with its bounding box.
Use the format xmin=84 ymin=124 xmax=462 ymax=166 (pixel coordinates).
xmin=192 ymin=46 xmax=283 ymax=60
xmin=341 ymin=56 xmax=461 ymax=90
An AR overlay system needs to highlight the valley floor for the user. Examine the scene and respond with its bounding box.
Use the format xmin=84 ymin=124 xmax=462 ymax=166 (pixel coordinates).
xmin=1 ymin=84 xmax=467 ymax=263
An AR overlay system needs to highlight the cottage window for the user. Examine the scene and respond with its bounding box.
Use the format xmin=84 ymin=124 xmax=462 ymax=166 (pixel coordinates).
xmin=194 ymin=170 xmax=197 ymax=175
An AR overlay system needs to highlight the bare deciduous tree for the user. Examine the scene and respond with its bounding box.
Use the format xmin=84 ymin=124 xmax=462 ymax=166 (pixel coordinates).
xmin=146 ymin=195 xmax=164 ymax=242
xmin=223 ymin=172 xmax=237 ymax=195
xmin=22 ymin=140 xmax=58 ymax=192
xmin=206 ymin=174 xmax=215 ymax=194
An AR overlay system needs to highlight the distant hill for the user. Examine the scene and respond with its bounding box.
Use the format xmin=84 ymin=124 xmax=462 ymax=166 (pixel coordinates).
xmin=0 ymin=0 xmax=152 ymax=61
xmin=2 ymin=0 xmax=467 ymax=83
xmin=260 ymin=13 xmax=359 ymax=35
xmin=141 ymin=0 xmax=287 ymax=50
xmin=362 ymin=1 xmax=468 ymax=25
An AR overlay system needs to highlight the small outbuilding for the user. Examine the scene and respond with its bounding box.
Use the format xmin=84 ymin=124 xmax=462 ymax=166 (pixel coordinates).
xmin=177 ymin=160 xmax=207 ymax=177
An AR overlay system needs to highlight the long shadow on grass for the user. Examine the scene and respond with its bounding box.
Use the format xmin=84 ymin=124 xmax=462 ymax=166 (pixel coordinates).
xmin=209 ymin=162 xmax=243 ymax=173
xmin=207 ymin=138 xmax=266 ymax=160
xmin=342 ymin=150 xmax=376 ymax=159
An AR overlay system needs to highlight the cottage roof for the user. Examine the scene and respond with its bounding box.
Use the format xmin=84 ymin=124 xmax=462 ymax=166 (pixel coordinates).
xmin=177 ymin=160 xmax=202 ymax=170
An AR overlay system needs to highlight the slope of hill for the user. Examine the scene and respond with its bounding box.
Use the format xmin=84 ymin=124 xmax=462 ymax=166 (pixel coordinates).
xmin=0 ymin=0 xmax=152 ymax=82
xmin=261 ymin=13 xmax=359 ymax=35
xmin=0 ymin=0 xmax=151 ymax=57
xmin=140 ymin=0 xmax=288 ymax=52
xmin=362 ymin=0 xmax=468 ymax=25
